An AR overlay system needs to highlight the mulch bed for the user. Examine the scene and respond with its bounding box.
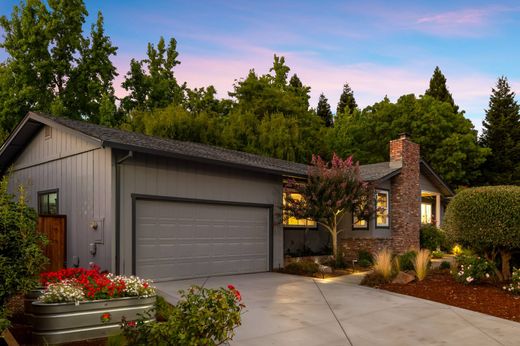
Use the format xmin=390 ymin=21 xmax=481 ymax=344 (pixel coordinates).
xmin=375 ymin=270 xmax=520 ymax=323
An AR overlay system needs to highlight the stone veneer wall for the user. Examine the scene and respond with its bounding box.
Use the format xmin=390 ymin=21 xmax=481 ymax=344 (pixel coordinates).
xmin=340 ymin=238 xmax=393 ymax=261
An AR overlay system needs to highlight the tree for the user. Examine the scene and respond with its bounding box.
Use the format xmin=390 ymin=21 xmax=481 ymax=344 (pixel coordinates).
xmin=0 ymin=0 xmax=117 ymax=130
xmin=444 ymin=186 xmax=520 ymax=280
xmin=336 ymin=82 xmax=357 ymax=115
xmin=0 ymin=176 xmax=47 ymax=329
xmin=425 ymin=66 xmax=456 ymax=109
xmin=284 ymin=154 xmax=373 ymax=261
xmin=316 ymin=93 xmax=333 ymax=127
xmin=480 ymin=77 xmax=520 ymax=185
xmin=329 ymin=94 xmax=488 ymax=187
xmin=121 ymin=37 xmax=184 ymax=112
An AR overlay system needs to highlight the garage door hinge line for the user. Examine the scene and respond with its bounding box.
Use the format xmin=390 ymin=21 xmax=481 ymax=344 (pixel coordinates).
xmin=313 ymin=279 xmax=353 ymax=346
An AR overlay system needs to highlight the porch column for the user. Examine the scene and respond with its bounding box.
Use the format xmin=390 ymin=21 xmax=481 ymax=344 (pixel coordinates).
xmin=435 ymin=193 xmax=441 ymax=227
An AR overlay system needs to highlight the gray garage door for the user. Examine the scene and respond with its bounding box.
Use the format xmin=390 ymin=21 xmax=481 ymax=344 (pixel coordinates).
xmin=135 ymin=199 xmax=270 ymax=281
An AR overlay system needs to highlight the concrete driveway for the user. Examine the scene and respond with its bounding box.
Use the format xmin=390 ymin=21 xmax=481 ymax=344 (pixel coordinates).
xmin=155 ymin=272 xmax=520 ymax=346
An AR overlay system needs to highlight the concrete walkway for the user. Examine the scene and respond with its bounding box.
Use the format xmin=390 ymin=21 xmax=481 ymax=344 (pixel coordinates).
xmin=155 ymin=272 xmax=520 ymax=346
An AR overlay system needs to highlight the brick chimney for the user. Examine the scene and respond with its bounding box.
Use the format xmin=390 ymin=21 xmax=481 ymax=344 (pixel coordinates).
xmin=389 ymin=134 xmax=421 ymax=252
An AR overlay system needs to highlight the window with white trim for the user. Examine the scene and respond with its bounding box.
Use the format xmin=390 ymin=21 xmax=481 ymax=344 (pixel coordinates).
xmin=376 ymin=190 xmax=389 ymax=227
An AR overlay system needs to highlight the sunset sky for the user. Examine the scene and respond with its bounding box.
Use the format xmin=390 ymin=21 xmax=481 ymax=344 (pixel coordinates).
xmin=1 ymin=0 xmax=520 ymax=131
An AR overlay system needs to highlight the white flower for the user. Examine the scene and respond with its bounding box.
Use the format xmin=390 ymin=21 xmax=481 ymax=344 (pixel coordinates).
xmin=485 ymin=273 xmax=490 ymax=278
xmin=465 ymin=276 xmax=474 ymax=283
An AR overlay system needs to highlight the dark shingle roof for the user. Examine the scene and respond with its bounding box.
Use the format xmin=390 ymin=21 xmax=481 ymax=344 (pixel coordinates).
xmin=1 ymin=112 xmax=402 ymax=181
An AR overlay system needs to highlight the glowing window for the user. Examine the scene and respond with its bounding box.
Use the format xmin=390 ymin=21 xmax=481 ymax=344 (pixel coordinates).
xmin=376 ymin=190 xmax=389 ymax=227
xmin=282 ymin=193 xmax=317 ymax=228
xmin=421 ymin=203 xmax=432 ymax=224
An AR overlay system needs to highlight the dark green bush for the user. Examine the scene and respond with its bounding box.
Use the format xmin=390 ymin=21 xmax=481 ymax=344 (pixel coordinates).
xmin=0 ymin=177 xmax=47 ymax=330
xmin=358 ymin=250 xmax=373 ymax=264
xmin=420 ymin=224 xmax=446 ymax=251
xmin=398 ymin=250 xmax=417 ymax=271
xmin=444 ymin=186 xmax=520 ymax=280
xmin=439 ymin=261 xmax=451 ymax=270
xmin=357 ymin=259 xmax=372 ymax=268
xmin=283 ymin=261 xmax=319 ymax=275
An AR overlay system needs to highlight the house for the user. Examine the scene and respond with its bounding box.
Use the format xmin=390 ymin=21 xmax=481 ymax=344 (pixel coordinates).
xmin=0 ymin=112 xmax=453 ymax=281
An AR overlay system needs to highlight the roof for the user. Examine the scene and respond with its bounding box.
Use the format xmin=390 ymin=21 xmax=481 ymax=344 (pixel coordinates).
xmin=0 ymin=112 xmax=454 ymax=196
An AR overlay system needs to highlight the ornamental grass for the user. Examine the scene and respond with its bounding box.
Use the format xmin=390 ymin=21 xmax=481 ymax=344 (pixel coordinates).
xmin=373 ymin=248 xmax=393 ymax=281
xmin=413 ymin=249 xmax=431 ymax=281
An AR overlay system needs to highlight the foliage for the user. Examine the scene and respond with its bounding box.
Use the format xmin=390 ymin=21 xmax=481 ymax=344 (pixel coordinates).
xmin=317 ymin=93 xmax=333 ymax=127
xmin=413 ymin=249 xmax=431 ymax=281
xmin=0 ymin=0 xmax=118 ymax=129
xmin=329 ymin=94 xmax=489 ymax=187
xmin=282 ymin=261 xmax=319 ymax=275
xmin=358 ymin=250 xmax=374 ymax=264
xmin=336 ymin=82 xmax=357 ymax=115
xmin=38 ymin=265 xmax=155 ymax=303
xmin=122 ymin=285 xmax=244 ymax=346
xmin=284 ymin=154 xmax=373 ymax=260
xmin=121 ymin=36 xmax=184 ymax=112
xmin=425 ymin=66 xmax=457 ymax=109
xmin=444 ymin=185 xmax=520 ymax=280
xmin=397 ymin=250 xmax=417 ymax=271
xmin=155 ymin=295 xmax=175 ymax=322
xmin=431 ymin=250 xmax=444 ymax=259
xmin=439 ymin=261 xmax=451 ymax=270
xmin=453 ymin=255 xmax=493 ymax=285
xmin=420 ymin=224 xmax=447 ymax=251
xmin=479 ymin=77 xmax=520 ymax=185
xmin=0 ymin=176 xmax=47 ymax=329
xmin=452 ymin=244 xmax=463 ymax=256
xmin=503 ymin=267 xmax=520 ymax=294
xmin=373 ymin=248 xmax=393 ymax=281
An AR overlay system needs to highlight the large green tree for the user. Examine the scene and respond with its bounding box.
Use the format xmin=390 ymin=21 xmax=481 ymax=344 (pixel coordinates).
xmin=330 ymin=94 xmax=488 ymax=187
xmin=121 ymin=37 xmax=184 ymax=112
xmin=0 ymin=0 xmax=117 ymax=130
xmin=480 ymin=77 xmax=520 ymax=185
xmin=316 ymin=93 xmax=333 ymax=127
xmin=336 ymin=82 xmax=357 ymax=115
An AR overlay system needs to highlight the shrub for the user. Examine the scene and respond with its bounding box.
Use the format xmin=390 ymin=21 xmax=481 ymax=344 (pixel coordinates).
xmin=503 ymin=268 xmax=520 ymax=294
xmin=420 ymin=224 xmax=446 ymax=251
xmin=439 ymin=261 xmax=451 ymax=270
xmin=444 ymin=186 xmax=520 ymax=280
xmin=155 ymin=296 xmax=175 ymax=322
xmin=413 ymin=249 xmax=431 ymax=281
xmin=373 ymin=248 xmax=393 ymax=281
xmin=283 ymin=261 xmax=319 ymax=275
xmin=397 ymin=250 xmax=417 ymax=271
xmin=358 ymin=250 xmax=373 ymax=264
xmin=357 ymin=259 xmax=372 ymax=268
xmin=453 ymin=255 xmax=494 ymax=284
xmin=452 ymin=244 xmax=463 ymax=256
xmin=431 ymin=250 xmax=444 ymax=259
xmin=0 ymin=177 xmax=47 ymax=329
xmin=123 ymin=285 xmax=244 ymax=345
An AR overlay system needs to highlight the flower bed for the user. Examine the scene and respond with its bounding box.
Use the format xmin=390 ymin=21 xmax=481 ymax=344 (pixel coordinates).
xmin=27 ymin=265 xmax=156 ymax=344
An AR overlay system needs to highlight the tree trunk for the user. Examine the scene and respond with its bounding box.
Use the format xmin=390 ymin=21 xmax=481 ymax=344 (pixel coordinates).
xmin=331 ymin=227 xmax=338 ymax=260
xmin=484 ymin=250 xmax=503 ymax=281
xmin=501 ymin=250 xmax=512 ymax=281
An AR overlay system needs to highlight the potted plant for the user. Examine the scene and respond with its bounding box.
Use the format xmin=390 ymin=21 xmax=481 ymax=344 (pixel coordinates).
xmin=28 ymin=265 xmax=156 ymax=344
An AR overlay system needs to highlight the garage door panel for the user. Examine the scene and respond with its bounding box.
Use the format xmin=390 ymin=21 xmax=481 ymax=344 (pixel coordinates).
xmin=135 ymin=199 xmax=269 ymax=281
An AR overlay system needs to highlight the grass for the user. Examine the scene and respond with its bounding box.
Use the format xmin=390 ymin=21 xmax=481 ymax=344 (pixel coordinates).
xmin=373 ymin=248 xmax=393 ymax=281
xmin=413 ymin=249 xmax=431 ymax=281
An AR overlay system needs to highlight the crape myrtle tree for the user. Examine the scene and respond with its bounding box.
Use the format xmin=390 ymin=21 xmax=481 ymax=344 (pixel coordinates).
xmin=284 ymin=154 xmax=374 ymax=262
xmin=444 ymin=186 xmax=520 ymax=281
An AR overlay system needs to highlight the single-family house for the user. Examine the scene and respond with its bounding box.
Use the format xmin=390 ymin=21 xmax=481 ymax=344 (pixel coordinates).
xmin=0 ymin=112 xmax=453 ymax=281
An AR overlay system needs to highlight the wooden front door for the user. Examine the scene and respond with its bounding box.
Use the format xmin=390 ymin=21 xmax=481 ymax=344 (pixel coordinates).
xmin=38 ymin=216 xmax=66 ymax=272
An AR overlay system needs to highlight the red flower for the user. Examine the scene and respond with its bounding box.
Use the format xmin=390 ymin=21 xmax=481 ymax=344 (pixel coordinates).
xmin=127 ymin=320 xmax=137 ymax=327
xmin=227 ymin=284 xmax=235 ymax=291
xmin=100 ymin=313 xmax=111 ymax=323
xmin=233 ymin=289 xmax=242 ymax=301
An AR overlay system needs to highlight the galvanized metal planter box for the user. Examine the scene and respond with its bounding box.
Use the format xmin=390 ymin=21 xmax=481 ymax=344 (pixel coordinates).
xmin=30 ymin=296 xmax=156 ymax=344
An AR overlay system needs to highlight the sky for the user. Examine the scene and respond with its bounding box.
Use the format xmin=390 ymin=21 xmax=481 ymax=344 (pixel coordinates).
xmin=1 ymin=0 xmax=520 ymax=132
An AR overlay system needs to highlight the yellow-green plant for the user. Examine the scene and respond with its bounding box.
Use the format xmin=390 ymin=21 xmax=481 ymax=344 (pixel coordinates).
xmin=413 ymin=249 xmax=431 ymax=281
xmin=373 ymin=248 xmax=393 ymax=281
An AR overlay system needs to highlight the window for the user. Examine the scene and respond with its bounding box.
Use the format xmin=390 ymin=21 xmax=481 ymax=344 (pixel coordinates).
xmin=282 ymin=193 xmax=317 ymax=228
xmin=376 ymin=190 xmax=389 ymax=227
xmin=38 ymin=190 xmax=58 ymax=215
xmin=421 ymin=203 xmax=432 ymax=224
xmin=353 ymin=215 xmax=368 ymax=229
xmin=44 ymin=126 xmax=52 ymax=139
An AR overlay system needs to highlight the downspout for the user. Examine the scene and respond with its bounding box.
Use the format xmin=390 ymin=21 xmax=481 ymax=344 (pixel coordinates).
xmin=115 ymin=150 xmax=133 ymax=275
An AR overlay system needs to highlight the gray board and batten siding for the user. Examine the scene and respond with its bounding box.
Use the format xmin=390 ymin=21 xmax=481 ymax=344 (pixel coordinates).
xmin=9 ymin=123 xmax=115 ymax=271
